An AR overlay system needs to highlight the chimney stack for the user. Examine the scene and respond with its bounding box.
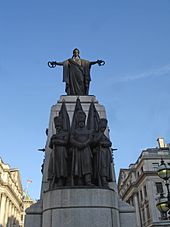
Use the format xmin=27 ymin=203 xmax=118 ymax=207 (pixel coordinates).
xmin=157 ymin=137 xmax=166 ymax=148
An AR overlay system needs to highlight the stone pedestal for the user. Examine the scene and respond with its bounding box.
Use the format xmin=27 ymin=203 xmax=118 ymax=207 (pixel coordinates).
xmin=24 ymin=200 xmax=42 ymax=227
xmin=43 ymin=188 xmax=119 ymax=227
xmin=25 ymin=188 xmax=136 ymax=227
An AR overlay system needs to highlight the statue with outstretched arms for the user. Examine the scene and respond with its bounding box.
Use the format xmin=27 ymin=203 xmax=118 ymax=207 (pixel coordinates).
xmin=48 ymin=48 xmax=105 ymax=95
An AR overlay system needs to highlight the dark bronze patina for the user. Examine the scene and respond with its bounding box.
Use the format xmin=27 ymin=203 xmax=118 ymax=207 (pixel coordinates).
xmin=48 ymin=48 xmax=105 ymax=95
xmin=70 ymin=109 xmax=94 ymax=186
xmin=47 ymin=98 xmax=113 ymax=189
xmin=92 ymin=119 xmax=113 ymax=187
xmin=47 ymin=101 xmax=70 ymax=188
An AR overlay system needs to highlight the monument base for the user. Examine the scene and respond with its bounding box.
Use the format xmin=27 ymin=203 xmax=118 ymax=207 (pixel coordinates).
xmin=25 ymin=188 xmax=136 ymax=227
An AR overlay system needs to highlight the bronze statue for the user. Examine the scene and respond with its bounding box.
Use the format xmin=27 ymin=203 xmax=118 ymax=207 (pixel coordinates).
xmin=48 ymin=48 xmax=105 ymax=95
xmin=92 ymin=119 xmax=113 ymax=187
xmin=48 ymin=116 xmax=69 ymax=188
xmin=46 ymin=98 xmax=113 ymax=189
xmin=70 ymin=110 xmax=94 ymax=186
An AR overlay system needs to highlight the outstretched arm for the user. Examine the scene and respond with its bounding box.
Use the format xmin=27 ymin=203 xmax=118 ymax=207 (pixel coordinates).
xmin=48 ymin=61 xmax=64 ymax=68
xmin=90 ymin=60 xmax=98 ymax=66
xmin=90 ymin=60 xmax=105 ymax=66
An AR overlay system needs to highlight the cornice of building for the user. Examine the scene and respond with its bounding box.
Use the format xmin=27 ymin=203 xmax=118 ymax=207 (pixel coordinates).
xmin=119 ymin=171 xmax=158 ymax=200
xmin=0 ymin=170 xmax=23 ymax=194
xmin=118 ymin=166 xmax=138 ymax=191
xmin=0 ymin=157 xmax=28 ymax=211
xmin=133 ymin=147 xmax=170 ymax=168
xmin=118 ymin=147 xmax=170 ymax=190
xmin=0 ymin=158 xmax=23 ymax=192
xmin=10 ymin=168 xmax=23 ymax=192
xmin=0 ymin=184 xmax=23 ymax=210
xmin=118 ymin=168 xmax=131 ymax=188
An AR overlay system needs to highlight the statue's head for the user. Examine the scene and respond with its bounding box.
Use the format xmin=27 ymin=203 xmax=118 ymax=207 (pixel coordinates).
xmin=54 ymin=116 xmax=63 ymax=131
xmin=99 ymin=118 xmax=107 ymax=132
xmin=73 ymin=48 xmax=80 ymax=58
xmin=76 ymin=110 xmax=86 ymax=128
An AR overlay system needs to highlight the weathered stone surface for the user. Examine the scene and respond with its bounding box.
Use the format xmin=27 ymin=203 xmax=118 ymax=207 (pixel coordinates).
xmin=42 ymin=188 xmax=120 ymax=227
xmin=24 ymin=200 xmax=42 ymax=227
xmin=43 ymin=188 xmax=118 ymax=209
xmin=118 ymin=199 xmax=137 ymax=227
xmin=25 ymin=188 xmax=137 ymax=227
xmin=51 ymin=208 xmax=112 ymax=227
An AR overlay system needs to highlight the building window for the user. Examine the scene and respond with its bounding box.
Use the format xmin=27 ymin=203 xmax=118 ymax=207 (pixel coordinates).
xmin=141 ymin=166 xmax=143 ymax=172
xmin=141 ymin=208 xmax=145 ymax=224
xmin=140 ymin=190 xmax=143 ymax=201
xmin=144 ymin=185 xmax=147 ymax=198
xmin=152 ymin=163 xmax=159 ymax=171
xmin=146 ymin=204 xmax=151 ymax=221
xmin=155 ymin=182 xmax=163 ymax=194
xmin=129 ymin=196 xmax=134 ymax=206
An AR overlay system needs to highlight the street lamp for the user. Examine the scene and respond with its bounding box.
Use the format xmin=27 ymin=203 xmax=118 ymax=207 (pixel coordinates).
xmin=156 ymin=159 xmax=170 ymax=219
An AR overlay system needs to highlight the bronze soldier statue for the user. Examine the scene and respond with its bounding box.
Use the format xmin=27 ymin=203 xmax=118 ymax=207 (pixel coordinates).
xmin=92 ymin=118 xmax=113 ymax=187
xmin=48 ymin=116 xmax=69 ymax=188
xmin=70 ymin=110 xmax=94 ymax=186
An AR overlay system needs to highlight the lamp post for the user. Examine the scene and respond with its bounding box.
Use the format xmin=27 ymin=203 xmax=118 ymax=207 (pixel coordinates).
xmin=156 ymin=158 xmax=170 ymax=219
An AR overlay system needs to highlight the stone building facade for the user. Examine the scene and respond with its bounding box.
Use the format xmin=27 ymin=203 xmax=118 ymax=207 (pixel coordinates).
xmin=0 ymin=158 xmax=34 ymax=227
xmin=118 ymin=138 xmax=170 ymax=227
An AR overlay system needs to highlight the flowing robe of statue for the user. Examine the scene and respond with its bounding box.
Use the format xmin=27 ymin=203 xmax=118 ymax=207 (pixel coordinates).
xmin=70 ymin=103 xmax=93 ymax=185
xmin=48 ymin=101 xmax=70 ymax=187
xmin=48 ymin=48 xmax=105 ymax=95
xmin=48 ymin=131 xmax=69 ymax=181
xmin=93 ymin=130 xmax=113 ymax=187
xmin=63 ymin=59 xmax=91 ymax=95
xmin=70 ymin=128 xmax=93 ymax=179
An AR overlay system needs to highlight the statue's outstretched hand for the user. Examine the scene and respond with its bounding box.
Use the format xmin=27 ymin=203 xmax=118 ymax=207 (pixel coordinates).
xmin=48 ymin=61 xmax=57 ymax=68
xmin=97 ymin=60 xmax=105 ymax=66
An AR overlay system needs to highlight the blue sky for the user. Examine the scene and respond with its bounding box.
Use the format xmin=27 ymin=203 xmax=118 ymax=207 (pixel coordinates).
xmin=0 ymin=1 xmax=170 ymax=199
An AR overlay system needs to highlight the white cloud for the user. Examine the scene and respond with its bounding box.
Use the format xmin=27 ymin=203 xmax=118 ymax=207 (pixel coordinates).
xmin=109 ymin=64 xmax=170 ymax=84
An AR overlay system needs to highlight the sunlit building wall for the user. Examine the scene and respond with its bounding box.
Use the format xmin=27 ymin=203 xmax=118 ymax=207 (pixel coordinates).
xmin=118 ymin=138 xmax=170 ymax=227
xmin=0 ymin=158 xmax=34 ymax=227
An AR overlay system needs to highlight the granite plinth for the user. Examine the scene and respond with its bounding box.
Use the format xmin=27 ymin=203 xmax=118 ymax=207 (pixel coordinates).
xmin=42 ymin=188 xmax=120 ymax=227
xmin=118 ymin=199 xmax=137 ymax=227
xmin=25 ymin=188 xmax=137 ymax=227
xmin=24 ymin=200 xmax=42 ymax=227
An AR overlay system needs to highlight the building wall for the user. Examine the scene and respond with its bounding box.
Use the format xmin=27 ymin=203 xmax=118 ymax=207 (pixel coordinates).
xmin=118 ymin=139 xmax=170 ymax=227
xmin=0 ymin=158 xmax=34 ymax=227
